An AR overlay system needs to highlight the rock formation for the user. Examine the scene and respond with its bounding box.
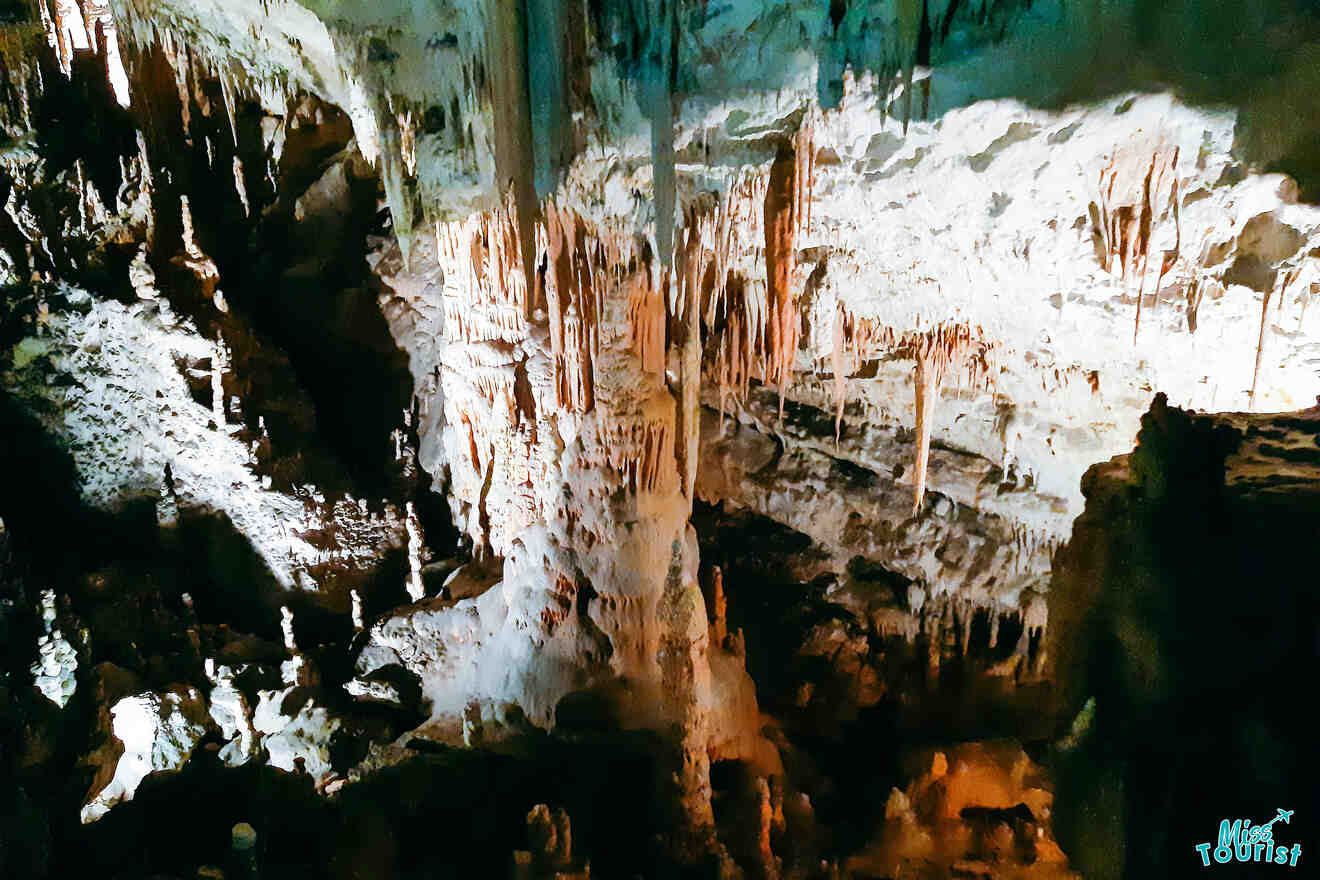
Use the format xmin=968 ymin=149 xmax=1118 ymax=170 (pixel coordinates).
xmin=1047 ymin=397 xmax=1318 ymax=879
xmin=0 ymin=1 xmax=1317 ymax=877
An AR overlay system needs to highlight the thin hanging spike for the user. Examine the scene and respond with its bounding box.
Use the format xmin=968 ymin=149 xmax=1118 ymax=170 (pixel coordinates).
xmin=912 ymin=352 xmax=935 ymax=515
xmin=897 ymin=0 xmax=921 ymax=134
xmin=1249 ymin=282 xmax=1273 ymax=410
xmin=879 ymin=63 xmax=890 ymax=126
xmin=1132 ymin=152 xmax=1158 ymax=344
xmin=1250 ymin=265 xmax=1301 ymax=409
xmin=903 ymin=62 xmax=913 ymax=135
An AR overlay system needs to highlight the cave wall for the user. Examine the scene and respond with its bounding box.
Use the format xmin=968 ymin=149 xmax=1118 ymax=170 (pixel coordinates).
xmin=1047 ymin=397 xmax=1318 ymax=879
xmin=0 ymin=0 xmax=1317 ymax=877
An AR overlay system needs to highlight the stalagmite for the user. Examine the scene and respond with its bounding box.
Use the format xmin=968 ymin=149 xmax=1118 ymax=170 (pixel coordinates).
xmin=31 ymin=589 xmax=77 ymax=708
xmin=351 ymin=589 xmax=364 ymax=631
xmin=707 ymin=565 xmax=727 ymax=646
xmin=210 ymin=335 xmax=228 ymax=429
xmin=128 ymin=246 xmax=156 ymax=299
xmin=233 ymin=156 xmax=250 ymax=217
xmin=405 ymin=501 xmax=425 ymax=602
xmin=280 ymin=606 xmax=296 ymax=652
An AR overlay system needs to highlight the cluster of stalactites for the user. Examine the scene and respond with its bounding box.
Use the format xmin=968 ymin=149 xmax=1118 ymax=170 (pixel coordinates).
xmin=914 ymin=595 xmax=1049 ymax=681
xmin=630 ymin=113 xmax=817 ymax=395
xmin=435 ymin=191 xmax=532 ymax=345
xmin=39 ymin=0 xmax=129 ymax=107
xmin=1092 ymin=136 xmax=1181 ymax=344
xmin=705 ymin=171 xmax=767 ymax=418
xmin=625 ymin=197 xmax=729 ymax=384
xmin=434 ymin=192 xmax=689 ymax=552
xmin=0 ymin=28 xmax=43 ymax=135
xmin=585 ymin=408 xmax=676 ymax=496
xmin=700 ymin=115 xmax=818 ymax=419
xmin=433 ymin=112 xmax=822 ymax=524
xmin=147 ymin=25 xmax=241 ymax=149
xmin=540 ymin=201 xmax=610 ymax=413
xmin=831 ymin=310 xmax=999 ymax=514
xmin=627 ymin=259 xmax=667 ymax=377
xmin=1007 ymin=522 xmax=1064 ymax=575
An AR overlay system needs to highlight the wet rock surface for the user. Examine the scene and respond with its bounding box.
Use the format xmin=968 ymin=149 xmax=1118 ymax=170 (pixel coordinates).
xmin=1 ymin=1 xmax=1317 ymax=879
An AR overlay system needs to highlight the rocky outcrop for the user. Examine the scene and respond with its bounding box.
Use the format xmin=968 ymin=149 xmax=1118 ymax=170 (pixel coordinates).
xmin=511 ymin=804 xmax=591 ymax=880
xmin=1 ymin=1 xmax=1318 ymax=877
xmin=698 ymin=396 xmax=1056 ymax=606
xmin=2 ymin=292 xmax=410 ymax=594
xmin=80 ymin=685 xmax=207 ymax=822
xmin=848 ymin=742 xmax=1078 ymax=879
xmin=1047 ymin=397 xmax=1319 ymax=879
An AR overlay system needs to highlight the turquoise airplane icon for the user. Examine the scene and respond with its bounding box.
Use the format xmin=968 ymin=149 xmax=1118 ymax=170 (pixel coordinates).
xmin=1261 ymin=809 xmax=1294 ymax=831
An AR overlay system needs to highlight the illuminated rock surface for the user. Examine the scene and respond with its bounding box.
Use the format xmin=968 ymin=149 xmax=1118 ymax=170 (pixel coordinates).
xmin=0 ymin=1 xmax=1316 ymax=877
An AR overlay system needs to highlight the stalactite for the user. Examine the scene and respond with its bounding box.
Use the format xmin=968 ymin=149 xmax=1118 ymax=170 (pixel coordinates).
xmin=541 ymin=200 xmax=602 ymax=412
xmin=1131 ymin=148 xmax=1180 ymax=344
xmin=1250 ymin=265 xmax=1300 ymax=410
xmin=1150 ymin=174 xmax=1182 ymax=322
xmin=896 ymin=0 xmax=922 ymax=133
xmin=764 ymin=142 xmax=798 ymax=411
xmin=379 ymin=140 xmax=415 ymax=269
xmin=912 ymin=353 xmax=936 ymax=515
xmin=627 ymin=264 xmax=667 ymax=375
xmin=394 ymin=104 xmax=417 ymax=177
xmin=829 ymin=309 xmax=997 ymax=512
xmin=831 ymin=307 xmax=846 ymax=442
xmin=1093 ymin=139 xmax=1179 ymax=343
xmin=762 ymin=116 xmax=815 ymax=417
xmin=435 ymin=193 xmax=531 ymax=345
xmin=674 ymin=205 xmax=708 ymax=497
xmin=218 ymin=67 xmax=237 ymax=145
xmin=830 ymin=305 xmax=884 ymax=442
xmin=158 ymin=29 xmax=194 ymax=142
xmin=711 ymin=274 xmax=767 ymax=420
xmin=485 ymin=0 xmax=538 ymax=313
xmin=525 ymin=0 xmax=581 ymax=195
xmin=0 ymin=29 xmax=41 ymax=135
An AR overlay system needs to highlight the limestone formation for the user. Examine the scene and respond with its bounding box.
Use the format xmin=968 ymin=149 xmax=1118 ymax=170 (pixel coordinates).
xmin=80 ymin=688 xmax=208 ymax=823
xmin=0 ymin=1 xmax=1316 ymax=877
xmin=30 ymin=590 xmax=77 ymax=708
